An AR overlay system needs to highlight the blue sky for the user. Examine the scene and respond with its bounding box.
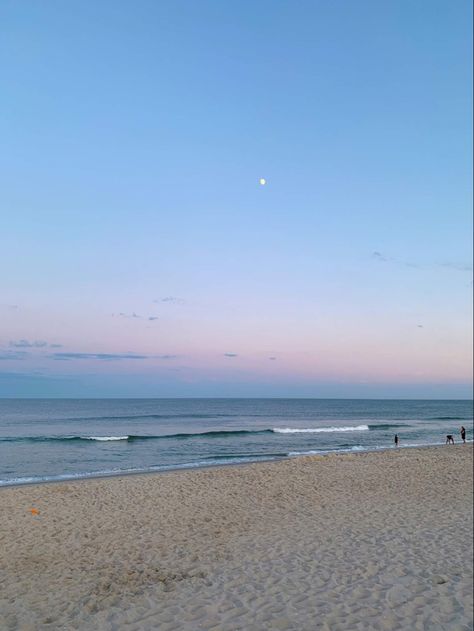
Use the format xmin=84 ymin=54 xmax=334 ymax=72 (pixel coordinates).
xmin=0 ymin=0 xmax=472 ymax=397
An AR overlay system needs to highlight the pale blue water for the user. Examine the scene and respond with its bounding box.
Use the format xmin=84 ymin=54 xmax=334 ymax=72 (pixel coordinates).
xmin=0 ymin=399 xmax=472 ymax=486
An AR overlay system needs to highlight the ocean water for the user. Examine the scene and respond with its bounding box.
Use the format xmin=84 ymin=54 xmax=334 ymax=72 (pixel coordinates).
xmin=0 ymin=399 xmax=472 ymax=486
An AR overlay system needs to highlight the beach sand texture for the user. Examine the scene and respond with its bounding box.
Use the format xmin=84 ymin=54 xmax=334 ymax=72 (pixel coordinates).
xmin=0 ymin=446 xmax=472 ymax=631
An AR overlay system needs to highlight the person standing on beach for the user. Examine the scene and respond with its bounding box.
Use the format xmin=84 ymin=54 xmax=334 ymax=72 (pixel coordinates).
xmin=394 ymin=434 xmax=399 ymax=447
xmin=460 ymin=426 xmax=466 ymax=443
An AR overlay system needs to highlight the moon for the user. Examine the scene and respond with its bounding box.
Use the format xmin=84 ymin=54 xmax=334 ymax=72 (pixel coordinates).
xmin=259 ymin=178 xmax=267 ymax=186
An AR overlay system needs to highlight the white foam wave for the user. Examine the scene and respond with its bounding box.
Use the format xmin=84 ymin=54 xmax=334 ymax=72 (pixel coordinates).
xmin=83 ymin=436 xmax=129 ymax=441
xmin=289 ymin=445 xmax=366 ymax=456
xmin=273 ymin=425 xmax=369 ymax=434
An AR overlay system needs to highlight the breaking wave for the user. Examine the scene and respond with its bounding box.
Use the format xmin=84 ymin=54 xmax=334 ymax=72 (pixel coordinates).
xmin=0 ymin=425 xmax=377 ymax=443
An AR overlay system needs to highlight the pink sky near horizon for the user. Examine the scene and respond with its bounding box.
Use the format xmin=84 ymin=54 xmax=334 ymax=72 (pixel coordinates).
xmin=1 ymin=292 xmax=472 ymax=391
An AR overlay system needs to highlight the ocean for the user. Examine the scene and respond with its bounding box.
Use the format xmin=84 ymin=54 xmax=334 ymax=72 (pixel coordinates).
xmin=0 ymin=398 xmax=472 ymax=486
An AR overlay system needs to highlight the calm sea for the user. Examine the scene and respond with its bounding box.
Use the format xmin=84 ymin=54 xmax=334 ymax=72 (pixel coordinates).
xmin=0 ymin=399 xmax=472 ymax=486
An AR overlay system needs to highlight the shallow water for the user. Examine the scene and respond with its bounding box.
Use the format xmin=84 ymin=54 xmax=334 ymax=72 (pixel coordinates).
xmin=0 ymin=398 xmax=472 ymax=485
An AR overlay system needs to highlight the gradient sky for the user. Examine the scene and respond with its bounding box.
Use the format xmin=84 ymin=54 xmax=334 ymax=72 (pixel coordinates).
xmin=0 ymin=0 xmax=472 ymax=398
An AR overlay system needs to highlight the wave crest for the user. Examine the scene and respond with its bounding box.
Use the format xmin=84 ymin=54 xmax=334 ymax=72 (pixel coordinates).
xmin=273 ymin=425 xmax=369 ymax=434
xmin=83 ymin=436 xmax=129 ymax=441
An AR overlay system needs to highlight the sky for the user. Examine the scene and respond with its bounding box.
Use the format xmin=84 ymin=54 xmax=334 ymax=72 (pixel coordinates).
xmin=0 ymin=0 xmax=472 ymax=398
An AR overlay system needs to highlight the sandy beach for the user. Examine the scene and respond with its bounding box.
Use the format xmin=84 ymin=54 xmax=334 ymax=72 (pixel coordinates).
xmin=0 ymin=446 xmax=472 ymax=631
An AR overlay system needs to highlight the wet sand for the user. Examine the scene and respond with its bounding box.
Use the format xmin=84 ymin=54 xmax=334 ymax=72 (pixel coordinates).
xmin=0 ymin=445 xmax=472 ymax=630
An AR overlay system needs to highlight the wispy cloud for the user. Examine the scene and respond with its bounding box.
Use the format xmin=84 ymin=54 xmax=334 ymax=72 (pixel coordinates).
xmin=49 ymin=352 xmax=177 ymax=361
xmin=51 ymin=352 xmax=150 ymax=361
xmin=9 ymin=339 xmax=62 ymax=349
xmin=116 ymin=312 xmax=142 ymax=319
xmin=0 ymin=351 xmax=29 ymax=360
xmin=372 ymin=251 xmax=472 ymax=272
xmin=224 ymin=353 xmax=238 ymax=358
xmin=438 ymin=262 xmax=473 ymax=272
xmin=113 ymin=312 xmax=159 ymax=322
xmin=372 ymin=251 xmax=389 ymax=262
xmin=155 ymin=296 xmax=185 ymax=305
xmin=269 ymin=356 xmax=277 ymax=360
xmin=371 ymin=251 xmax=421 ymax=268
xmin=10 ymin=339 xmax=48 ymax=348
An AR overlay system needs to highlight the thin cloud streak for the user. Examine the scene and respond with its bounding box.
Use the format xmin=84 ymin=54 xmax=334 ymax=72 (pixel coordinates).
xmin=438 ymin=262 xmax=473 ymax=272
xmin=372 ymin=251 xmax=472 ymax=272
xmin=0 ymin=351 xmax=29 ymax=360
xmin=51 ymin=352 xmax=150 ymax=361
xmin=49 ymin=352 xmax=179 ymax=361
xmin=116 ymin=312 xmax=141 ymax=319
xmin=155 ymin=296 xmax=185 ymax=305
xmin=113 ymin=312 xmax=159 ymax=321
xmin=9 ymin=340 xmax=63 ymax=349
xmin=10 ymin=339 xmax=48 ymax=348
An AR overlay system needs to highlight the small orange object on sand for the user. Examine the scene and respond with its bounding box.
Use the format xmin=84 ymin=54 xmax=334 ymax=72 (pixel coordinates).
xmin=29 ymin=508 xmax=40 ymax=515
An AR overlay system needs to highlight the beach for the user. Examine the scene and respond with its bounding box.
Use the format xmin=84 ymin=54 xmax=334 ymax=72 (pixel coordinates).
xmin=0 ymin=446 xmax=472 ymax=631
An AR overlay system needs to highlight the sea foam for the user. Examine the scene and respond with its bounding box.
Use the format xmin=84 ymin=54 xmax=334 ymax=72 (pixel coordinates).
xmin=273 ymin=425 xmax=369 ymax=434
xmin=82 ymin=436 xmax=129 ymax=441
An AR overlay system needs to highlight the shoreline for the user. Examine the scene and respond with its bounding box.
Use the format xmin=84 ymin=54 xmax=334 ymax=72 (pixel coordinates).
xmin=1 ymin=440 xmax=470 ymax=490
